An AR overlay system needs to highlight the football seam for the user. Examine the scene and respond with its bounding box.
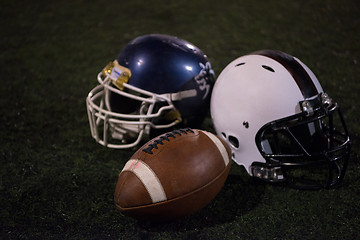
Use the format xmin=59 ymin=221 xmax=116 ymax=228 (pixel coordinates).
xmin=142 ymin=128 xmax=196 ymax=154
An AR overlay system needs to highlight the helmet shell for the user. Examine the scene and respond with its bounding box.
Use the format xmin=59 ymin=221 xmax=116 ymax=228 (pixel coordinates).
xmin=211 ymin=50 xmax=322 ymax=172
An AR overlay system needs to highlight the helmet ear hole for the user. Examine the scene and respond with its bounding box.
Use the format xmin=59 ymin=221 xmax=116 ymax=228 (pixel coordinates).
xmin=228 ymin=135 xmax=239 ymax=149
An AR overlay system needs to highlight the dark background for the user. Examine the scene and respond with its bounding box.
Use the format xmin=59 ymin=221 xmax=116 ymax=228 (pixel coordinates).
xmin=1 ymin=0 xmax=359 ymax=239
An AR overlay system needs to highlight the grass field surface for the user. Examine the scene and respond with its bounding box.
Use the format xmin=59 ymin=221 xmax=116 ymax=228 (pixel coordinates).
xmin=1 ymin=0 xmax=359 ymax=239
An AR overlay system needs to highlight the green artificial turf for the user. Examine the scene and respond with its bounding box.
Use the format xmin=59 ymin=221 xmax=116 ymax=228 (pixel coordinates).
xmin=1 ymin=0 xmax=359 ymax=239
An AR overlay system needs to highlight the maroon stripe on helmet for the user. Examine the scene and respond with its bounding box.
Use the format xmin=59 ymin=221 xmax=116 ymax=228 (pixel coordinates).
xmin=252 ymin=50 xmax=319 ymax=99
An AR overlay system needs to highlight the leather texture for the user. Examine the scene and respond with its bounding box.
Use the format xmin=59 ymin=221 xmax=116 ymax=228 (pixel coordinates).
xmin=114 ymin=129 xmax=231 ymax=221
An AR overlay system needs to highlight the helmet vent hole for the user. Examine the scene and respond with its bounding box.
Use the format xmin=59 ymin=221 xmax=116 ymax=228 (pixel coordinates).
xmin=235 ymin=62 xmax=245 ymax=67
xmin=228 ymin=135 xmax=239 ymax=149
xmin=221 ymin=132 xmax=227 ymax=139
xmin=262 ymin=65 xmax=275 ymax=72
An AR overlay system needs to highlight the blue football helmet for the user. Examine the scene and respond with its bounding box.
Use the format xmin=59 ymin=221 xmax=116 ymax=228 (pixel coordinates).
xmin=86 ymin=34 xmax=215 ymax=149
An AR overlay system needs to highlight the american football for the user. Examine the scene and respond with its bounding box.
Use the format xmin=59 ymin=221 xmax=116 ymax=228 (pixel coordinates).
xmin=114 ymin=128 xmax=231 ymax=221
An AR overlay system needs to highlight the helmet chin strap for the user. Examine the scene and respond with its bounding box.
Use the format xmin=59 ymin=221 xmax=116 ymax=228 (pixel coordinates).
xmin=110 ymin=122 xmax=147 ymax=142
xmin=249 ymin=163 xmax=284 ymax=182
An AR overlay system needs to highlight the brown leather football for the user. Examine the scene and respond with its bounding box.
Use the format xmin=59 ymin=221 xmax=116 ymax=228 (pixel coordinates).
xmin=114 ymin=128 xmax=232 ymax=221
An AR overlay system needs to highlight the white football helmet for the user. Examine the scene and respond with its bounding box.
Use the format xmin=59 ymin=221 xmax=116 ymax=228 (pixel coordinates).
xmin=210 ymin=50 xmax=351 ymax=189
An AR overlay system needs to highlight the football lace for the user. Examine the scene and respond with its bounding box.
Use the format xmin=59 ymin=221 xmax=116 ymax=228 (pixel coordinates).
xmin=143 ymin=128 xmax=194 ymax=154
